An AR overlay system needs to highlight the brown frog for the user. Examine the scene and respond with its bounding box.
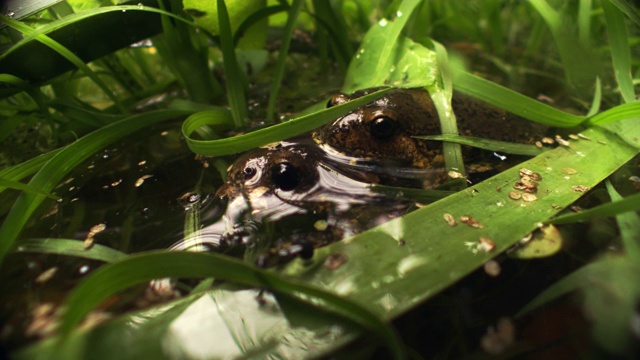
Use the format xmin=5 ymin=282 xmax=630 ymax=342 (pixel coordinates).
xmin=313 ymin=87 xmax=546 ymax=185
xmin=178 ymin=141 xmax=412 ymax=266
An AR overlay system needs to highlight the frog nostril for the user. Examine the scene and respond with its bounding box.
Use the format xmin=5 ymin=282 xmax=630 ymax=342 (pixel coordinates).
xmin=370 ymin=116 xmax=398 ymax=140
xmin=270 ymin=162 xmax=301 ymax=191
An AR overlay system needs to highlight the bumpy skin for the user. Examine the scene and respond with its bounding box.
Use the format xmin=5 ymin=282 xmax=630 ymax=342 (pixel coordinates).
xmin=313 ymin=87 xmax=546 ymax=170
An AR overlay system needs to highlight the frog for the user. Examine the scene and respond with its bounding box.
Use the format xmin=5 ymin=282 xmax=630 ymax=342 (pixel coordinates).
xmin=175 ymin=141 xmax=412 ymax=266
xmin=313 ymin=87 xmax=547 ymax=186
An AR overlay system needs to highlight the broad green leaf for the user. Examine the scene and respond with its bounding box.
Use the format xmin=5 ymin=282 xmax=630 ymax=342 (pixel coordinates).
xmin=342 ymin=0 xmax=438 ymax=92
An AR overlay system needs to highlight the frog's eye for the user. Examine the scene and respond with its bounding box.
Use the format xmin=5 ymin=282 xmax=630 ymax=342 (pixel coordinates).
xmin=270 ymin=162 xmax=301 ymax=191
xmin=327 ymin=94 xmax=350 ymax=108
xmin=370 ymin=116 xmax=398 ymax=140
xmin=243 ymin=166 xmax=257 ymax=179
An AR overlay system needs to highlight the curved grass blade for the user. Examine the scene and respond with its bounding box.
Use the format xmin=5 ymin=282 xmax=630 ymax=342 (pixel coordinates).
xmin=183 ymin=88 xmax=391 ymax=156
xmin=429 ymin=40 xmax=466 ymax=176
xmin=452 ymin=70 xmax=586 ymax=127
xmin=0 ymin=109 xmax=194 ymax=265
xmin=587 ymin=101 xmax=640 ymax=126
xmin=602 ymin=0 xmax=636 ymax=104
xmin=266 ymin=0 xmax=303 ymax=122
xmin=217 ymin=0 xmax=248 ymax=128
xmin=16 ymin=238 xmax=128 ymax=263
xmin=55 ymin=251 xmax=406 ymax=359
xmin=415 ymin=134 xmax=546 ymax=156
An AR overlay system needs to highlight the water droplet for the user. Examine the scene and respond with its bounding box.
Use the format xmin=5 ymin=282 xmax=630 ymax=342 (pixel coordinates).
xmin=396 ymin=11 xmax=403 ymax=17
xmin=78 ymin=264 xmax=90 ymax=275
xmin=137 ymin=3 xmax=144 ymax=8
xmin=379 ymin=18 xmax=388 ymax=27
xmin=122 ymin=9 xmax=127 ymax=13
xmin=7 ymin=10 xmax=15 ymax=17
xmin=389 ymin=65 xmax=396 ymax=73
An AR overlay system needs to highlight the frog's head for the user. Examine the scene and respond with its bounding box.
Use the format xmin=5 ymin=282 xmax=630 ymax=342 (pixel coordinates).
xmin=313 ymin=87 xmax=442 ymax=168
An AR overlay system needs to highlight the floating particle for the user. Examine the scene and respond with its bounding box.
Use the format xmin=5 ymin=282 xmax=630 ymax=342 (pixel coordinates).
xmin=314 ymin=220 xmax=328 ymax=231
xmin=496 ymin=186 xmax=502 ymax=192
xmin=535 ymin=141 xmax=543 ymax=148
xmin=84 ymin=223 xmax=106 ymax=249
xmin=578 ymin=133 xmax=591 ymax=140
xmin=629 ymin=176 xmax=640 ymax=183
xmin=572 ymin=185 xmax=589 ymax=193
xmin=568 ymin=134 xmax=579 ymax=140
xmin=484 ymin=260 xmax=501 ymax=277
xmin=597 ymin=140 xmax=607 ymax=145
xmin=508 ymin=191 xmax=522 ymax=200
xmin=571 ymin=205 xmax=583 ymax=212
xmin=135 ymin=174 xmax=154 ymax=187
xmin=562 ymin=168 xmax=578 ymax=175
xmin=480 ymin=318 xmax=516 ymax=355
xmin=522 ymin=193 xmax=537 ymax=202
xmin=541 ymin=137 xmax=555 ymax=145
xmin=35 ymin=267 xmax=58 ymax=284
xmin=529 ymin=172 xmax=542 ymax=181
xmin=460 ymin=215 xmax=484 ymax=229
xmin=111 ymin=179 xmax=123 ymax=187
xmin=443 ymin=213 xmax=457 ymax=227
xmin=556 ymin=138 xmax=570 ymax=147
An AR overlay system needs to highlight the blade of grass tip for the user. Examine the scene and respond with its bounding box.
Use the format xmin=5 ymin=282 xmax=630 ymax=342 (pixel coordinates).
xmin=586 ymin=101 xmax=640 ymax=126
xmin=55 ymin=251 xmax=406 ymax=359
xmin=266 ymin=0 xmax=304 ymax=122
xmin=586 ymin=77 xmax=602 ymax=117
xmin=415 ymin=134 xmax=546 ymax=156
xmin=16 ymin=238 xmax=128 ymax=263
xmin=184 ymin=88 xmax=392 ymax=156
xmin=602 ymin=0 xmax=636 ymax=104
xmin=217 ymin=0 xmax=248 ymax=128
xmin=0 ymin=109 xmax=193 ymax=265
xmin=0 ymin=178 xmax=59 ymax=200
xmin=0 ymin=15 xmax=129 ymax=114
xmin=605 ymin=180 xmax=640 ymax=259
xmin=429 ymin=40 xmax=465 ymax=176
xmin=452 ymin=70 xmax=586 ymax=127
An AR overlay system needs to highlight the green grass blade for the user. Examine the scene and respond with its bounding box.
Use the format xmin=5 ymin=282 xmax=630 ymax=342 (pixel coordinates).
xmin=0 ymin=150 xmax=61 ymax=194
xmin=0 ymin=109 xmax=193 ymax=265
xmin=216 ymin=0 xmax=248 ymax=128
xmin=609 ymin=0 xmax=640 ymax=27
xmin=183 ymin=88 xmax=391 ymax=156
xmin=233 ymin=4 xmax=288 ymax=46
xmin=16 ymin=238 xmax=128 ymax=263
xmin=602 ymin=0 xmax=636 ymax=104
xmin=606 ymin=181 xmax=640 ymax=259
xmin=550 ymin=191 xmax=640 ymax=225
xmin=0 ymin=178 xmax=59 ymax=200
xmin=55 ymin=251 xmax=406 ymax=359
xmin=265 ymin=0 xmax=303 ymax=122
xmin=587 ymin=101 xmax=640 ymax=126
xmin=415 ymin=134 xmax=546 ymax=156
xmin=453 ymin=70 xmax=586 ymax=127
